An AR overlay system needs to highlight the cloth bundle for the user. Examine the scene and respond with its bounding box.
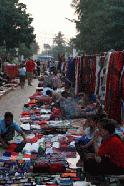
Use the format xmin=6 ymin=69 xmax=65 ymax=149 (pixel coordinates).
xmin=33 ymin=159 xmax=67 ymax=173
xmin=50 ymin=108 xmax=62 ymax=119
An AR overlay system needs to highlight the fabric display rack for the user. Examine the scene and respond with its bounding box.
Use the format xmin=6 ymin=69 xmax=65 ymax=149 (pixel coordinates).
xmin=0 ymin=84 xmax=88 ymax=186
xmin=66 ymin=51 xmax=124 ymax=123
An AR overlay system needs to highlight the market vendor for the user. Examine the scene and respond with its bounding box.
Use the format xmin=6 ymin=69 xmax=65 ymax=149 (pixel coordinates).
xmin=0 ymin=112 xmax=26 ymax=148
xmin=84 ymin=118 xmax=124 ymax=175
xmin=46 ymin=89 xmax=62 ymax=103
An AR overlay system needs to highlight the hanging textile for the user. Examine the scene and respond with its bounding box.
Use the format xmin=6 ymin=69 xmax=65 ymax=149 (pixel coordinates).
xmin=98 ymin=52 xmax=111 ymax=102
xmin=81 ymin=55 xmax=96 ymax=95
xmin=78 ymin=56 xmax=83 ymax=93
xmin=97 ymin=55 xmax=105 ymax=98
xmin=121 ymin=65 xmax=124 ymax=101
xmin=89 ymin=55 xmax=96 ymax=94
xmin=75 ymin=57 xmax=81 ymax=95
xmin=66 ymin=57 xmax=75 ymax=83
xmin=104 ymin=51 xmax=124 ymax=122
xmin=120 ymin=65 xmax=124 ymax=123
xmin=81 ymin=56 xmax=89 ymax=94
xmin=95 ymin=55 xmax=101 ymax=95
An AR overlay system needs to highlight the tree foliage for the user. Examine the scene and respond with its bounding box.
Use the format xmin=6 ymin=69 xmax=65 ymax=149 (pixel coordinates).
xmin=53 ymin=31 xmax=66 ymax=47
xmin=71 ymin=0 xmax=124 ymax=54
xmin=0 ymin=0 xmax=36 ymax=50
xmin=51 ymin=32 xmax=66 ymax=59
xmin=18 ymin=42 xmax=39 ymax=58
xmin=41 ymin=31 xmax=73 ymax=60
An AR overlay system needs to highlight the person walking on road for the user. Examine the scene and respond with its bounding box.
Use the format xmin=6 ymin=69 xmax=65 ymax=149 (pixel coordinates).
xmin=25 ymin=58 xmax=36 ymax=86
xmin=19 ymin=64 xmax=26 ymax=88
xmin=0 ymin=112 xmax=26 ymax=148
xmin=36 ymin=60 xmax=41 ymax=77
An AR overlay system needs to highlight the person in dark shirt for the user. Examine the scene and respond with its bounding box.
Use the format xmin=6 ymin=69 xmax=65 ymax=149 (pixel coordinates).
xmin=36 ymin=60 xmax=41 ymax=76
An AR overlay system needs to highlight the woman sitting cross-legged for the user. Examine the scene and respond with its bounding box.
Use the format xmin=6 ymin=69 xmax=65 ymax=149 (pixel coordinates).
xmin=84 ymin=118 xmax=124 ymax=175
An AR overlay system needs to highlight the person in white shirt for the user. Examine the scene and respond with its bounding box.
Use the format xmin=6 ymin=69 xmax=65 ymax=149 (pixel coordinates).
xmin=19 ymin=64 xmax=26 ymax=88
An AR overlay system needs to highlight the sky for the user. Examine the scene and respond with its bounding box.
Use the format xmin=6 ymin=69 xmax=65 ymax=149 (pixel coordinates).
xmin=19 ymin=0 xmax=77 ymax=52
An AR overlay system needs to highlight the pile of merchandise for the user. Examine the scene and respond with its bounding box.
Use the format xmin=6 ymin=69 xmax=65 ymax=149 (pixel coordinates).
xmin=0 ymin=86 xmax=89 ymax=186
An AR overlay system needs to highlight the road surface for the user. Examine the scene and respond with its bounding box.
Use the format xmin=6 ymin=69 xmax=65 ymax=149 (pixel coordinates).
xmin=0 ymin=79 xmax=38 ymax=123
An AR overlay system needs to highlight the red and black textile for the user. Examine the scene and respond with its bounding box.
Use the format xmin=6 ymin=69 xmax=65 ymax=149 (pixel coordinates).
xmin=104 ymin=51 xmax=124 ymax=122
xmin=81 ymin=55 xmax=96 ymax=94
xmin=90 ymin=56 xmax=96 ymax=94
xmin=50 ymin=107 xmax=62 ymax=119
xmin=81 ymin=56 xmax=89 ymax=94
xmin=33 ymin=159 xmax=67 ymax=173
xmin=38 ymin=95 xmax=53 ymax=104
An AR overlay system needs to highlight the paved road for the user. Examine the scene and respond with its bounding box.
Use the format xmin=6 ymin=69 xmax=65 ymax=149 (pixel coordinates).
xmin=0 ymin=79 xmax=38 ymax=123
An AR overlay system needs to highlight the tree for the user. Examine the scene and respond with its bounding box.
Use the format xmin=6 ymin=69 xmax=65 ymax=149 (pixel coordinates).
xmin=71 ymin=0 xmax=124 ymax=54
xmin=0 ymin=0 xmax=36 ymax=50
xmin=41 ymin=31 xmax=73 ymax=60
xmin=53 ymin=31 xmax=66 ymax=47
xmin=30 ymin=42 xmax=39 ymax=55
xmin=18 ymin=42 xmax=39 ymax=58
xmin=52 ymin=31 xmax=67 ymax=58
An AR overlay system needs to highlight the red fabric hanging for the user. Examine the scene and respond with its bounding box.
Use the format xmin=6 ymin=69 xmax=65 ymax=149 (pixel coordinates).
xmin=121 ymin=68 xmax=124 ymax=101
xmin=75 ymin=57 xmax=81 ymax=95
xmin=83 ymin=56 xmax=90 ymax=93
xmin=81 ymin=55 xmax=96 ymax=94
xmin=104 ymin=51 xmax=124 ymax=122
xmin=89 ymin=56 xmax=96 ymax=93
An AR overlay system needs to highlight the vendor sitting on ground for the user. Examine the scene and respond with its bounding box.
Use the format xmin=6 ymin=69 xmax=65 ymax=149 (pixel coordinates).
xmin=84 ymin=118 xmax=124 ymax=175
xmin=81 ymin=96 xmax=104 ymax=119
xmin=43 ymin=72 xmax=52 ymax=87
xmin=38 ymin=75 xmax=44 ymax=87
xmin=0 ymin=112 xmax=26 ymax=148
xmin=46 ymin=90 xmax=70 ymax=108
xmin=77 ymin=92 xmax=96 ymax=108
xmin=75 ymin=114 xmax=104 ymax=167
xmin=59 ymin=92 xmax=102 ymax=119
xmin=51 ymin=70 xmax=62 ymax=90
xmin=46 ymin=89 xmax=63 ymax=103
